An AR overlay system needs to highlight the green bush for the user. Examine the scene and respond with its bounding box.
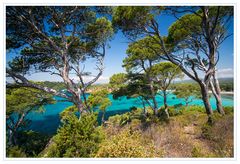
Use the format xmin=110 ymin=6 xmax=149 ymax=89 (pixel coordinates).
xmin=191 ymin=146 xmax=204 ymax=157
xmin=224 ymin=106 xmax=233 ymax=115
xmin=108 ymin=114 xmax=122 ymax=126
xmin=107 ymin=108 xmax=144 ymax=127
xmin=6 ymin=146 xmax=26 ymax=158
xmin=168 ymin=106 xmax=183 ymax=116
xmin=42 ymin=111 xmax=105 ymax=157
xmin=201 ymin=123 xmax=212 ymax=140
xmin=108 ymin=112 xmax=132 ymax=126
xmin=185 ymin=106 xmax=205 ymax=113
xmin=95 ymin=129 xmax=163 ymax=157
xmin=119 ymin=112 xmax=132 ymax=126
xmin=16 ymin=130 xmax=51 ymax=157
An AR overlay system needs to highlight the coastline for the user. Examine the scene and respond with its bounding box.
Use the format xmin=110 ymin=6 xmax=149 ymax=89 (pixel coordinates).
xmin=208 ymin=91 xmax=233 ymax=95
xmin=220 ymin=91 xmax=234 ymax=95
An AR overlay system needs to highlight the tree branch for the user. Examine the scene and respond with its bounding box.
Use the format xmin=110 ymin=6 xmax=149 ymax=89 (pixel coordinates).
xmin=6 ymin=69 xmax=70 ymax=100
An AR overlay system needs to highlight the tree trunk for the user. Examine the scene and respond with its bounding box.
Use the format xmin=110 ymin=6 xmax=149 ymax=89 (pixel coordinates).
xmin=82 ymin=90 xmax=91 ymax=112
xmin=71 ymin=94 xmax=84 ymax=119
xmin=152 ymin=97 xmax=158 ymax=115
xmin=101 ymin=111 xmax=105 ymax=125
xmin=8 ymin=112 xmax=26 ymax=145
xmin=149 ymin=80 xmax=158 ymax=115
xmin=163 ymin=90 xmax=169 ymax=119
xmin=163 ymin=90 xmax=168 ymax=109
xmin=199 ymin=82 xmax=213 ymax=123
xmin=140 ymin=97 xmax=146 ymax=114
xmin=185 ymin=98 xmax=189 ymax=107
xmin=210 ymin=74 xmax=225 ymax=115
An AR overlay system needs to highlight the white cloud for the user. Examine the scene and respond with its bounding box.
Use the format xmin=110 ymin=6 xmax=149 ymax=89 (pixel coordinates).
xmin=217 ymin=68 xmax=233 ymax=78
xmin=71 ymin=75 xmax=109 ymax=84
xmin=174 ymin=68 xmax=233 ymax=82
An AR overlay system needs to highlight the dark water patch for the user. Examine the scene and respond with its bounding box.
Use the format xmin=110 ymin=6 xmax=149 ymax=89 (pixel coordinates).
xmin=27 ymin=115 xmax=61 ymax=135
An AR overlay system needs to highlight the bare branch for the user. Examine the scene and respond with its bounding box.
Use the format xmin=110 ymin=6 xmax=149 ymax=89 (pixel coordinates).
xmin=7 ymin=69 xmax=70 ymax=100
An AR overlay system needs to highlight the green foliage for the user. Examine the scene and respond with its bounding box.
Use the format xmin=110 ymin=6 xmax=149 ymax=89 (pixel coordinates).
xmin=150 ymin=62 xmax=183 ymax=79
xmin=167 ymin=13 xmax=202 ymax=45
xmin=42 ymin=112 xmax=105 ymax=157
xmin=108 ymin=112 xmax=132 ymax=127
xmin=123 ymin=36 xmax=183 ymax=113
xmin=185 ymin=105 xmax=206 ymax=113
xmin=223 ymin=106 xmax=233 ymax=115
xmin=95 ymin=129 xmax=163 ymax=157
xmin=124 ymin=37 xmax=160 ymax=73
xmin=15 ymin=130 xmax=51 ymax=157
xmin=108 ymin=108 xmax=145 ymax=127
xmin=85 ymin=17 xmax=114 ymax=43
xmin=87 ymin=88 xmax=111 ymax=112
xmin=59 ymin=106 xmax=78 ymax=121
xmin=7 ymin=6 xmax=114 ymax=73
xmin=168 ymin=107 xmax=184 ymax=116
xmin=109 ymin=73 xmax=127 ymax=89
xmin=37 ymin=81 xmax=66 ymax=91
xmin=6 ymin=87 xmax=55 ymax=146
xmin=220 ymin=82 xmax=233 ymax=91
xmin=6 ymin=146 xmax=26 ymax=158
xmin=201 ymin=123 xmax=213 ymax=140
xmin=156 ymin=107 xmax=182 ymax=122
xmin=173 ymin=83 xmax=201 ymax=106
xmin=191 ymin=146 xmax=205 ymax=158
xmin=108 ymin=114 xmax=122 ymax=126
xmin=113 ymin=7 xmax=153 ymax=37
xmin=149 ymin=62 xmax=183 ymax=91
xmin=6 ymin=87 xmax=55 ymax=116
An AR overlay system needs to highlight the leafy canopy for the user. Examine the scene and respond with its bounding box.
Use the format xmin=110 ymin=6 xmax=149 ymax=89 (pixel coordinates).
xmin=87 ymin=89 xmax=111 ymax=112
xmin=6 ymin=87 xmax=55 ymax=116
xmin=43 ymin=108 xmax=105 ymax=157
xmin=7 ymin=6 xmax=114 ymax=74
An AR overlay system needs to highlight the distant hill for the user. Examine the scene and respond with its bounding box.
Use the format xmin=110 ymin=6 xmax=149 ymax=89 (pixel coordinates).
xmin=218 ymin=77 xmax=233 ymax=83
xmin=175 ymin=77 xmax=233 ymax=84
xmin=174 ymin=77 xmax=233 ymax=91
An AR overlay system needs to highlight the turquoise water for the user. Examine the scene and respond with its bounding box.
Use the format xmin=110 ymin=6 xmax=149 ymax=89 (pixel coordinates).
xmin=26 ymin=94 xmax=233 ymax=134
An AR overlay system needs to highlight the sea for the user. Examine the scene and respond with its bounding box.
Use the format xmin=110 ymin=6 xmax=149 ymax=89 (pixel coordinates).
xmin=26 ymin=93 xmax=233 ymax=134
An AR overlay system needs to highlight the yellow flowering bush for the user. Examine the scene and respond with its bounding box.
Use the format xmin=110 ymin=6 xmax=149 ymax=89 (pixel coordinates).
xmin=95 ymin=129 xmax=163 ymax=158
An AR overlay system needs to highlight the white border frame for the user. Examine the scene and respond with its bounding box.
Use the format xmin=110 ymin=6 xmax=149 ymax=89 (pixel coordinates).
xmin=1 ymin=0 xmax=239 ymax=163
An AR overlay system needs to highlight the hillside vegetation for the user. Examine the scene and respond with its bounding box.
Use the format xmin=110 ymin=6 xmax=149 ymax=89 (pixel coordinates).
xmin=35 ymin=106 xmax=233 ymax=158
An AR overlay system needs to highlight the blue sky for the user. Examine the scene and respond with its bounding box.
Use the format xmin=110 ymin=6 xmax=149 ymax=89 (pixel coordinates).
xmin=6 ymin=12 xmax=234 ymax=83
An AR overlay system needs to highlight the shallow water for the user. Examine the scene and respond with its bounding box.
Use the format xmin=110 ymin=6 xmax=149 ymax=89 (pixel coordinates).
xmin=26 ymin=93 xmax=233 ymax=134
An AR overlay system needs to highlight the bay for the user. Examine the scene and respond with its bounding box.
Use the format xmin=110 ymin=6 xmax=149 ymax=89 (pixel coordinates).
xmin=26 ymin=93 xmax=233 ymax=134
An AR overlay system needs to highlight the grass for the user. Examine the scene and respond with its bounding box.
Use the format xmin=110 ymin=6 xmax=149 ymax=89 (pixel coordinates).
xmin=103 ymin=106 xmax=234 ymax=158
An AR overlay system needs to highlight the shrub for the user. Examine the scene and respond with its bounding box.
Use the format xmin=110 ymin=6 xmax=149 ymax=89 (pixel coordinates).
xmin=41 ymin=112 xmax=105 ymax=157
xmin=185 ymin=105 xmax=205 ymax=113
xmin=107 ymin=108 xmax=145 ymax=127
xmin=168 ymin=106 xmax=183 ymax=116
xmin=201 ymin=114 xmax=233 ymax=157
xmin=16 ymin=130 xmax=51 ymax=157
xmin=119 ymin=112 xmax=132 ymax=126
xmin=108 ymin=114 xmax=122 ymax=126
xmin=157 ymin=107 xmax=169 ymax=121
xmin=6 ymin=146 xmax=26 ymax=158
xmin=95 ymin=129 xmax=163 ymax=157
xmin=191 ymin=146 xmax=204 ymax=157
xmin=223 ymin=106 xmax=233 ymax=115
xmin=129 ymin=118 xmax=142 ymax=130
xmin=201 ymin=123 xmax=212 ymax=140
